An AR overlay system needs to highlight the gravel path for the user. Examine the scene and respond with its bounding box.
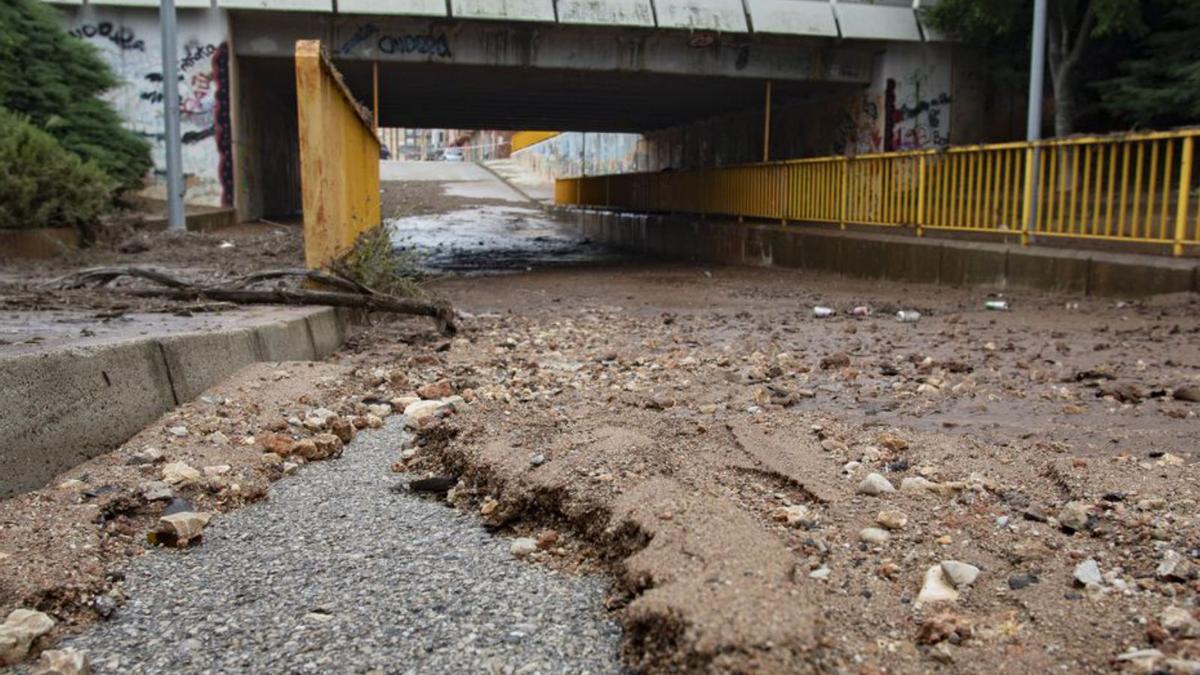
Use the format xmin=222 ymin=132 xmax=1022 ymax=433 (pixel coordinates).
xmin=53 ymin=418 xmax=623 ymax=674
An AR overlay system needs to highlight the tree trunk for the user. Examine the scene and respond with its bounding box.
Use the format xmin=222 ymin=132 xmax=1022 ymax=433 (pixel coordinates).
xmin=1053 ymin=67 xmax=1077 ymax=137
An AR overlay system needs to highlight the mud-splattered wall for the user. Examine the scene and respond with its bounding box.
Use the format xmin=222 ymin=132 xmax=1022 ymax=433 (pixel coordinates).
xmin=62 ymin=6 xmax=234 ymax=208
xmin=512 ymin=132 xmax=647 ymax=179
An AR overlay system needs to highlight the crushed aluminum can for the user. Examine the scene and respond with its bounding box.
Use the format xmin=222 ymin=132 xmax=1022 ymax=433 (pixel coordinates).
xmin=984 ymin=300 xmax=1009 ymax=311
xmin=813 ymin=307 xmax=835 ymax=318
xmin=851 ymin=306 xmax=871 ymax=317
xmin=896 ymin=310 xmax=921 ymax=323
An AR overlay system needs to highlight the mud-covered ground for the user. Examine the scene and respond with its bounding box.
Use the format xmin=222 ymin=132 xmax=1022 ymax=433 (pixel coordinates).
xmin=393 ymin=263 xmax=1200 ymax=674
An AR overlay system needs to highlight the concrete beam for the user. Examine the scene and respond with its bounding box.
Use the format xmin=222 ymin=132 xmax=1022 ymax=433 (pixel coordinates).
xmin=232 ymin=14 xmax=873 ymax=83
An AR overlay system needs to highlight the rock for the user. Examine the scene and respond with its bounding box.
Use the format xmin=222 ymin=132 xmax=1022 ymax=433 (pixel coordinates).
xmin=403 ymin=400 xmax=446 ymax=428
xmin=1074 ymin=559 xmax=1103 ymax=587
xmin=292 ymin=434 xmax=342 ymax=461
xmin=1115 ymin=649 xmax=1163 ymax=671
xmin=819 ymin=352 xmax=850 ymax=370
xmin=140 ymin=481 xmax=173 ymax=502
xmin=529 ymin=454 xmax=546 ymax=467
xmin=820 ymin=439 xmax=848 ymax=453
xmin=1008 ymin=573 xmax=1038 ymax=590
xmin=510 ymin=537 xmax=538 ymax=558
xmin=417 ymin=380 xmax=454 ymax=399
xmin=391 ymin=396 xmax=420 ymax=411
xmin=940 ymin=561 xmax=980 ymax=588
xmin=809 ymin=565 xmax=831 ymax=580
xmin=202 ymin=465 xmax=231 ymax=477
xmin=1173 ymin=385 xmax=1200 ymax=402
xmin=302 ymin=416 xmax=327 ymax=431
xmin=328 ymin=417 xmax=356 ymax=444
xmin=1158 ymin=550 xmax=1194 ymax=582
xmin=1022 ymin=506 xmax=1049 ymax=523
xmin=282 ymin=462 xmax=299 ymax=475
xmin=917 ymin=564 xmax=959 ymax=605
xmin=56 ymin=479 xmax=86 ymax=491
xmin=916 ymin=612 xmax=973 ymax=645
xmin=31 ymin=648 xmax=90 ymax=675
xmin=364 ymin=414 xmax=384 ymax=429
xmin=1161 ymin=607 xmax=1200 ymax=638
xmin=151 ymin=511 xmax=211 ymax=548
xmin=536 ymin=530 xmax=560 ymax=550
xmin=258 ymin=432 xmax=295 ymax=456
xmin=859 ymin=527 xmax=891 ymax=545
xmin=161 ymin=462 xmax=201 ymax=486
xmin=876 ymin=510 xmax=908 ymax=530
xmin=166 ymin=425 xmax=188 ymax=438
xmin=857 ymin=473 xmax=895 ymax=496
xmin=260 ymin=452 xmax=284 ymax=467
xmin=877 ymin=432 xmax=909 ymax=452
xmin=126 ymin=447 xmax=164 ymax=465
xmin=1058 ymin=501 xmax=1091 ymax=532
xmin=366 ymin=403 xmax=392 ymax=418
xmin=0 ymin=609 xmax=55 ymax=666
xmin=900 ymin=476 xmax=938 ymax=494
xmin=773 ymin=505 xmax=816 ymax=527
xmin=206 ymin=431 xmax=229 ymax=446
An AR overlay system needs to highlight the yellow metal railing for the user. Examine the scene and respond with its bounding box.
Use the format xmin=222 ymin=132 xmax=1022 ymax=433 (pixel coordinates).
xmin=296 ymin=40 xmax=382 ymax=269
xmin=555 ymin=129 xmax=1200 ymax=255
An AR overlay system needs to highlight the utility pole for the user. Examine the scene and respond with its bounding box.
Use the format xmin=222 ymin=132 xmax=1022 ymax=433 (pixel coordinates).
xmin=1024 ymin=0 xmax=1048 ymax=238
xmin=159 ymin=0 xmax=184 ymax=230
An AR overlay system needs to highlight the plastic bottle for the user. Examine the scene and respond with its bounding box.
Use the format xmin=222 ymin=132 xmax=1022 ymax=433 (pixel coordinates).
xmin=896 ymin=310 xmax=921 ymax=323
xmin=813 ymin=307 xmax=835 ymax=318
xmin=984 ymin=300 xmax=1008 ymax=311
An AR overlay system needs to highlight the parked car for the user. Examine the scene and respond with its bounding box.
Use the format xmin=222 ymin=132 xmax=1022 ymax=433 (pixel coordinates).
xmin=443 ymin=147 xmax=464 ymax=162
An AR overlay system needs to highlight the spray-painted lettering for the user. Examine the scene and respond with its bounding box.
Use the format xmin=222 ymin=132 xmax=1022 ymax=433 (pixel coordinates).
xmin=69 ymin=22 xmax=145 ymax=52
xmin=377 ymin=33 xmax=452 ymax=58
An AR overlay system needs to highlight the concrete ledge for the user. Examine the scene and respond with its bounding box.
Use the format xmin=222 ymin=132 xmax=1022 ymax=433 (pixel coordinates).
xmin=0 ymin=307 xmax=349 ymax=498
xmin=558 ymin=207 xmax=1200 ymax=297
xmin=0 ymin=227 xmax=80 ymax=259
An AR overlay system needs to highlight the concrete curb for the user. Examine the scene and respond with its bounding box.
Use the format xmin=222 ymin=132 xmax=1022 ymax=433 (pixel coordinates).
xmin=0 ymin=307 xmax=349 ymax=498
xmin=555 ymin=208 xmax=1200 ymax=297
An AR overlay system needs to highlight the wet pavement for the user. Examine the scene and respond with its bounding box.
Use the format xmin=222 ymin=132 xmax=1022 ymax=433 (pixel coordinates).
xmin=384 ymin=162 xmax=621 ymax=274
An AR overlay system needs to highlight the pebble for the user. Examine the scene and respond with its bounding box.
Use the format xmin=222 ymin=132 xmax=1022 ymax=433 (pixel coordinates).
xmin=1073 ymin=559 xmax=1103 ymax=587
xmin=0 ymin=609 xmax=55 ymax=666
xmin=126 ymin=447 xmax=164 ymax=466
xmin=1161 ymin=606 xmax=1200 ymax=638
xmin=916 ymin=565 xmax=959 ymax=605
xmin=1157 ymin=549 xmax=1193 ymax=581
xmin=30 ymin=647 xmax=90 ymax=675
xmin=939 ymin=561 xmax=980 ymax=588
xmin=773 ymin=505 xmax=816 ymax=527
xmin=1008 ymin=573 xmax=1038 ymax=590
xmin=857 ymin=473 xmax=895 ymax=496
xmin=876 ymin=510 xmax=908 ymax=530
xmin=809 ymin=565 xmax=831 ymax=580
xmin=161 ymin=462 xmax=201 ymax=486
xmin=152 ymin=512 xmax=212 ymax=548
xmin=166 ymin=426 xmax=188 ymax=438
xmin=1058 ymin=501 xmax=1091 ymax=532
xmin=530 ymin=454 xmax=546 ymax=467
xmin=510 ymin=538 xmax=538 ymax=558
xmin=56 ymin=479 xmax=86 ymax=491
xmin=859 ymin=528 xmax=891 ymax=545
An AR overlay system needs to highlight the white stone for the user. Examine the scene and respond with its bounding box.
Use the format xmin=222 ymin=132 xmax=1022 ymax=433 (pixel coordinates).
xmin=367 ymin=404 xmax=392 ymax=418
xmin=1162 ymin=606 xmax=1200 ymax=638
xmin=403 ymin=399 xmax=447 ymax=428
xmin=857 ymin=473 xmax=895 ymax=496
xmin=166 ymin=425 xmax=188 ymax=437
xmin=774 ymin=504 xmax=815 ymax=527
xmin=161 ymin=462 xmax=201 ymax=486
xmin=940 ymin=561 xmax=981 ymax=588
xmin=859 ymin=527 xmax=891 ymax=545
xmin=206 ymin=431 xmax=230 ymax=446
xmin=916 ymin=565 xmax=959 ymax=605
xmin=56 ymin=479 xmax=86 ymax=491
xmin=809 ymin=565 xmax=831 ymax=580
xmin=31 ymin=647 xmax=89 ymax=675
xmin=510 ymin=537 xmax=538 ymax=557
xmin=302 ymin=417 xmax=327 ymax=431
xmin=156 ymin=511 xmax=212 ymax=547
xmin=0 ymin=609 xmax=55 ymax=666
xmin=1074 ymin=559 xmax=1103 ymax=587
xmin=203 ymin=464 xmax=231 ymax=477
xmin=900 ymin=476 xmax=939 ymax=494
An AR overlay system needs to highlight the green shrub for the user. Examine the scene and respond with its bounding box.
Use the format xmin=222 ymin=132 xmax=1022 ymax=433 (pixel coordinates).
xmin=0 ymin=107 xmax=113 ymax=231
xmin=0 ymin=0 xmax=151 ymax=191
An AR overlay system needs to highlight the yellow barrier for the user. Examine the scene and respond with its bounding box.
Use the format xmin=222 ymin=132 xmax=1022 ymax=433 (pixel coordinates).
xmin=511 ymin=131 xmax=560 ymax=153
xmin=296 ymin=40 xmax=382 ymax=269
xmin=556 ymin=129 xmax=1200 ymax=255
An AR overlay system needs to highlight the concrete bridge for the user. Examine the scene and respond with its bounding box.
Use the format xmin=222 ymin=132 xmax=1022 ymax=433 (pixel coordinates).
xmin=50 ymin=0 xmax=999 ymax=223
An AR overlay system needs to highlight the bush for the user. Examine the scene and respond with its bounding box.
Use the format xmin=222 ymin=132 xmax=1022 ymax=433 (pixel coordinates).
xmin=0 ymin=107 xmax=113 ymax=231
xmin=0 ymin=0 xmax=151 ymax=191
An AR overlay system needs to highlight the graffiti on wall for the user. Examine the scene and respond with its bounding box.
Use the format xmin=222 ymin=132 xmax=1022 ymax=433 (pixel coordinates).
xmin=833 ymin=94 xmax=882 ymax=155
xmin=338 ymin=23 xmax=452 ymax=58
xmin=70 ymin=11 xmax=232 ymax=207
xmin=886 ymin=69 xmax=951 ymax=151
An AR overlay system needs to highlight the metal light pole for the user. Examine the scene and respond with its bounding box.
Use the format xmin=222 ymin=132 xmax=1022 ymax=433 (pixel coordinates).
xmin=1024 ymin=0 xmax=1049 ymax=237
xmin=160 ymin=0 xmax=185 ymax=230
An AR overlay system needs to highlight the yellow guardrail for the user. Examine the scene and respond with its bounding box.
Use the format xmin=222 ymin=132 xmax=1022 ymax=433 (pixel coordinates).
xmin=511 ymin=131 xmax=560 ymax=153
xmin=296 ymin=40 xmax=382 ymax=269
xmin=555 ymin=129 xmax=1200 ymax=255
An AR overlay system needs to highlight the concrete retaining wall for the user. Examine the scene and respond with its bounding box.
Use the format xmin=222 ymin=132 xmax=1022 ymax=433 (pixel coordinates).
xmin=0 ymin=307 xmax=349 ymax=498
xmin=557 ymin=208 xmax=1200 ymax=297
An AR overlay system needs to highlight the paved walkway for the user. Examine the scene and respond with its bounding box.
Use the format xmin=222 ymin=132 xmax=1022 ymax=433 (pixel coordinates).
xmin=53 ymin=418 xmax=623 ymax=674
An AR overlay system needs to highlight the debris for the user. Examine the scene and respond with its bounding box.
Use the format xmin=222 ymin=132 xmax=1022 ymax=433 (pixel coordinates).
xmin=1161 ymin=607 xmax=1200 ymax=638
xmin=1058 ymin=501 xmax=1092 ymax=533
xmin=0 ymin=609 xmax=55 ymax=666
xmin=510 ymin=538 xmax=538 ymax=558
xmin=166 ymin=426 xmax=188 ymax=438
xmin=1074 ymin=559 xmax=1103 ymax=587
xmin=813 ymin=307 xmax=835 ymax=318
xmin=31 ymin=648 xmax=90 ymax=675
xmin=150 ymin=511 xmax=212 ymax=548
xmin=126 ymin=447 xmax=164 ymax=465
xmin=939 ymin=561 xmax=981 ymax=589
xmin=819 ymin=352 xmax=850 ymax=370
xmin=851 ymin=305 xmax=871 ymax=317
xmin=984 ymin=300 xmax=1009 ymax=311
xmin=56 ymin=479 xmax=86 ymax=491
xmin=1157 ymin=550 xmax=1194 ymax=582
xmin=1008 ymin=573 xmax=1038 ymax=590
xmin=857 ymin=473 xmax=895 ymax=496
xmin=859 ymin=527 xmax=890 ymax=545
xmin=417 ymin=380 xmax=454 ymax=399
xmin=772 ymin=504 xmax=816 ymax=527
xmin=1173 ymin=385 xmax=1200 ymax=402
xmin=140 ymin=481 xmax=173 ymax=502
xmin=161 ymin=462 xmax=201 ymax=486
xmin=809 ymin=565 xmax=831 ymax=580
xmin=917 ymin=564 xmax=959 ymax=605
xmin=896 ymin=310 xmax=921 ymax=323
xmin=876 ymin=510 xmax=908 ymax=530
xmin=917 ymin=612 xmax=972 ymax=645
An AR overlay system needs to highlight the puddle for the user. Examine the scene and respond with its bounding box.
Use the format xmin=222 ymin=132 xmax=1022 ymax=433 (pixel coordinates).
xmin=388 ymin=205 xmax=622 ymax=275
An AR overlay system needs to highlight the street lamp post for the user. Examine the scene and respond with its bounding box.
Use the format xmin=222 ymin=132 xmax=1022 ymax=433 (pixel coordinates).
xmin=160 ymin=0 xmax=185 ymax=230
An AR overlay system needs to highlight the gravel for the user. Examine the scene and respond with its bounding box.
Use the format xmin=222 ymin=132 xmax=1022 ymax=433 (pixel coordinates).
xmin=51 ymin=417 xmax=623 ymax=674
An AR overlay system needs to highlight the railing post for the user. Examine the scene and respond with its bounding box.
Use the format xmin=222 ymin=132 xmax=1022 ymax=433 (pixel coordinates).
xmin=605 ymin=175 xmax=611 ymax=208
xmin=839 ymin=157 xmax=849 ymax=230
xmin=916 ymin=155 xmax=927 ymax=237
xmin=1174 ymin=135 xmax=1194 ymax=256
xmin=1020 ymin=144 xmax=1036 ymax=246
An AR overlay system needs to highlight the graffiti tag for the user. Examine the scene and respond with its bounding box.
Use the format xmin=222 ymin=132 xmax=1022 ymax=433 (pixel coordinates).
xmin=377 ymin=33 xmax=452 ymax=58
xmin=339 ymin=24 xmax=379 ymax=55
xmin=69 ymin=22 xmax=145 ymax=52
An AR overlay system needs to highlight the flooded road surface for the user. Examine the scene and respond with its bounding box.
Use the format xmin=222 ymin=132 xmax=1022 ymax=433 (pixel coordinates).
xmin=383 ymin=161 xmax=622 ymax=274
